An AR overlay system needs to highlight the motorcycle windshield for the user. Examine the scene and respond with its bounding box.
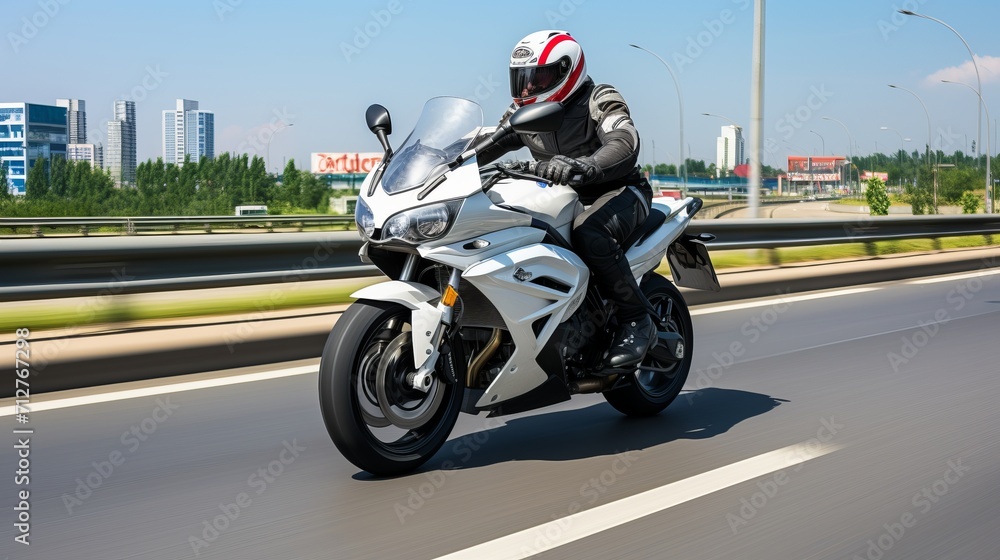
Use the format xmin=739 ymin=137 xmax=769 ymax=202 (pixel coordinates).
xmin=381 ymin=97 xmax=483 ymax=195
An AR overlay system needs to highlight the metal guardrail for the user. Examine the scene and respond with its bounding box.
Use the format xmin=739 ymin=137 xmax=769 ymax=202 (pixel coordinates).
xmin=0 ymin=215 xmax=997 ymax=302
xmin=0 ymin=215 xmax=355 ymax=236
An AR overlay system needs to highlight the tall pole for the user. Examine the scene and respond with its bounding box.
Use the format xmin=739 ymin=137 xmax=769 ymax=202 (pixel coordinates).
xmin=880 ymin=126 xmax=908 ymax=188
xmin=747 ymin=0 xmax=765 ymax=218
xmin=822 ymin=116 xmax=855 ymax=192
xmin=900 ymin=10 xmax=982 ymax=172
xmin=630 ymin=44 xmax=687 ymax=192
xmin=266 ymin=123 xmax=294 ymax=176
xmin=888 ymin=85 xmax=933 ymax=172
xmin=809 ymin=130 xmax=825 ymax=155
xmin=942 ymin=79 xmax=992 ymax=213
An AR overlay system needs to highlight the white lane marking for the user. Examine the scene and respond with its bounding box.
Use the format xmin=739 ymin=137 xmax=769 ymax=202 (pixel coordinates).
xmin=433 ymin=443 xmax=842 ymax=560
xmin=691 ymin=287 xmax=879 ymax=316
xmin=908 ymin=268 xmax=1000 ymax=285
xmin=0 ymin=365 xmax=316 ymax=416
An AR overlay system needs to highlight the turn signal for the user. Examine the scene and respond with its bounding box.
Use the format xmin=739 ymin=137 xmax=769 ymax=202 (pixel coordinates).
xmin=442 ymin=285 xmax=459 ymax=307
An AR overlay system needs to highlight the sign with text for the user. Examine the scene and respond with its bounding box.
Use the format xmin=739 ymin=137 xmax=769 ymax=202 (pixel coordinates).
xmin=311 ymin=152 xmax=383 ymax=174
xmin=787 ymin=155 xmax=846 ymax=182
xmin=861 ymin=171 xmax=889 ymax=182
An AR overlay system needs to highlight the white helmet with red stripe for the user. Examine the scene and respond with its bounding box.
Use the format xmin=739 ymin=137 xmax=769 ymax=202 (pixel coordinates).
xmin=509 ymin=30 xmax=587 ymax=107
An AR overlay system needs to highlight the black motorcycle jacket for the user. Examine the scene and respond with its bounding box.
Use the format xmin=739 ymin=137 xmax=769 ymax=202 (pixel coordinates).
xmin=478 ymin=78 xmax=648 ymax=205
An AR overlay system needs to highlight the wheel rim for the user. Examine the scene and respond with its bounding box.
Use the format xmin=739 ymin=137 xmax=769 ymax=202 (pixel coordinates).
xmin=375 ymin=332 xmax=445 ymax=430
xmin=635 ymin=292 xmax=687 ymax=398
xmin=352 ymin=310 xmax=454 ymax=454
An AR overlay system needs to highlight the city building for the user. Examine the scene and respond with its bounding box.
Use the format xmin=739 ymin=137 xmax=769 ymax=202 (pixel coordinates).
xmin=56 ymin=98 xmax=87 ymax=144
xmin=162 ymin=99 xmax=215 ymax=165
xmin=67 ymin=143 xmax=102 ymax=169
xmin=715 ymin=125 xmax=745 ymax=177
xmin=0 ymin=102 xmax=68 ymax=195
xmin=106 ymin=100 xmax=136 ymax=186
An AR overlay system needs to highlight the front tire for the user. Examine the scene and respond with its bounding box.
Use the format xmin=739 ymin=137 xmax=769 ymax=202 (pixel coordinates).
xmin=603 ymin=274 xmax=693 ymax=417
xmin=318 ymin=300 xmax=463 ymax=476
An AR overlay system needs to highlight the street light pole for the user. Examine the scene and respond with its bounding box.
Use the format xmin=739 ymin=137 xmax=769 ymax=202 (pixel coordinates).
xmin=822 ymin=116 xmax=855 ymax=192
xmin=888 ymin=84 xmax=933 ymax=172
xmin=630 ymin=44 xmax=687 ymax=192
xmin=942 ymin=79 xmax=992 ymax=213
xmin=880 ymin=126 xmax=909 ymax=189
xmin=266 ymin=123 xmax=294 ymax=177
xmin=809 ymin=130 xmax=825 ymax=155
xmin=900 ymin=10 xmax=983 ymax=171
xmin=747 ymin=0 xmax=765 ymax=218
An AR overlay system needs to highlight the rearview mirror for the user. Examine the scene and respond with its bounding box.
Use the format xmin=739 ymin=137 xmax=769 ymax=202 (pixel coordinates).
xmin=365 ymin=104 xmax=392 ymax=156
xmin=508 ymin=102 xmax=564 ymax=134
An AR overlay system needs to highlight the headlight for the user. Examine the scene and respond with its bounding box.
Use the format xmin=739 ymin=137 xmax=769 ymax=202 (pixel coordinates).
xmin=382 ymin=200 xmax=462 ymax=243
xmin=356 ymin=197 xmax=375 ymax=239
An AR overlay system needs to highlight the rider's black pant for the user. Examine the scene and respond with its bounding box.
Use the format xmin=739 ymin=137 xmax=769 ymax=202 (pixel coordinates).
xmin=571 ymin=186 xmax=652 ymax=323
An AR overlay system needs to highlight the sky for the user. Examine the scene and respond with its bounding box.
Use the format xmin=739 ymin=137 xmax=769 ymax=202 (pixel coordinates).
xmin=6 ymin=0 xmax=1000 ymax=172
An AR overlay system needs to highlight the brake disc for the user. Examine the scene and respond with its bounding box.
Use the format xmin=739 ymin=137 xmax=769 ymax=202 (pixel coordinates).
xmin=376 ymin=332 xmax=445 ymax=430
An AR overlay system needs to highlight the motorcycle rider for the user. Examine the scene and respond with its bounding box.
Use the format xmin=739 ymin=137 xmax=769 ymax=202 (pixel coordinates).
xmin=478 ymin=30 xmax=656 ymax=370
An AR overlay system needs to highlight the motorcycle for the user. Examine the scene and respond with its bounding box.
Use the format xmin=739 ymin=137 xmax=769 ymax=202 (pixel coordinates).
xmin=318 ymin=97 xmax=720 ymax=476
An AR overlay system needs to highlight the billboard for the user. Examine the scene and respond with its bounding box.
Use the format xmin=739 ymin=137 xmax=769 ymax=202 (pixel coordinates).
xmin=311 ymin=152 xmax=383 ymax=174
xmin=787 ymin=156 xmax=846 ymax=182
xmin=861 ymin=171 xmax=889 ymax=182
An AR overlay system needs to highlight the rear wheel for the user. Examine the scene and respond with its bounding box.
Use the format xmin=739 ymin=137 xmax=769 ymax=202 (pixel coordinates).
xmin=318 ymin=300 xmax=463 ymax=476
xmin=603 ymin=274 xmax=693 ymax=417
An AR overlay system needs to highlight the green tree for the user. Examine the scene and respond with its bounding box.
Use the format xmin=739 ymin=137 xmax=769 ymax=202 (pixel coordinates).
xmin=25 ymin=157 xmax=49 ymax=200
xmin=960 ymin=191 xmax=980 ymax=214
xmin=0 ymin=163 xmax=10 ymax=202
xmin=50 ymin=156 xmax=70 ymax=197
xmin=865 ymin=176 xmax=890 ymax=216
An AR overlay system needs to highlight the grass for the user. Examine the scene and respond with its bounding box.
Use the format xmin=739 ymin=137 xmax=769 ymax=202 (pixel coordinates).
xmin=4 ymin=235 xmax=996 ymax=333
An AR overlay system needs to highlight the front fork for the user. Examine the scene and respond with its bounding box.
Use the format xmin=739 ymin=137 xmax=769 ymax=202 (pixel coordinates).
xmin=404 ymin=255 xmax=461 ymax=392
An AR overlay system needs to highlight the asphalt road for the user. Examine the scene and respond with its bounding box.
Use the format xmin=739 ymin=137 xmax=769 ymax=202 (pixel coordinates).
xmin=3 ymin=263 xmax=1000 ymax=559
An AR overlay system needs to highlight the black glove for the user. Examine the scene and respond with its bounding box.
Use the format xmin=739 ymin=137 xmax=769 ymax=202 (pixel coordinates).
xmin=536 ymin=155 xmax=602 ymax=185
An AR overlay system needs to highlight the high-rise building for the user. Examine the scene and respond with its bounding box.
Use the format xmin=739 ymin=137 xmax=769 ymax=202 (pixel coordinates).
xmin=67 ymin=143 xmax=101 ymax=169
xmin=0 ymin=102 xmax=68 ymax=195
xmin=56 ymin=98 xmax=87 ymax=144
xmin=163 ymin=99 xmax=214 ymax=165
xmin=715 ymin=125 xmax=745 ymax=177
xmin=107 ymin=100 xmax=136 ymax=186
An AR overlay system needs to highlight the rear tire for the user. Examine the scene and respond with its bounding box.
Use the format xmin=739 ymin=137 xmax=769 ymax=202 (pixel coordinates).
xmin=318 ymin=300 xmax=463 ymax=476
xmin=603 ymin=274 xmax=693 ymax=417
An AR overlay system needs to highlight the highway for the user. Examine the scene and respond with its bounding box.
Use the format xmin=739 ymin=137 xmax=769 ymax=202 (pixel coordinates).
xmin=3 ymin=263 xmax=1000 ymax=559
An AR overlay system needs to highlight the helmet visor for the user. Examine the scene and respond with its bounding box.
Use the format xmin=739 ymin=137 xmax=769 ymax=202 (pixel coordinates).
xmin=510 ymin=58 xmax=569 ymax=100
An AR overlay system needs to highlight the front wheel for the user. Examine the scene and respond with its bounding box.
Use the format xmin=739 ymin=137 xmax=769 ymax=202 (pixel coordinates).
xmin=603 ymin=274 xmax=693 ymax=417
xmin=318 ymin=300 xmax=463 ymax=476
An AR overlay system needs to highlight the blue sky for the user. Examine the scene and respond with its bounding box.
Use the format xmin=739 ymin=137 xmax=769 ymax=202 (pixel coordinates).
xmin=6 ymin=0 xmax=999 ymax=171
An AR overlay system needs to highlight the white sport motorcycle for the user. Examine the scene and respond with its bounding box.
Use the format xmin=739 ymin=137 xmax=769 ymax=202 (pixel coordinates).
xmin=319 ymin=97 xmax=720 ymax=476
